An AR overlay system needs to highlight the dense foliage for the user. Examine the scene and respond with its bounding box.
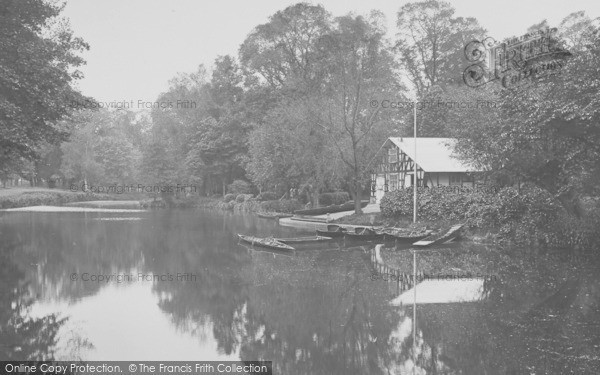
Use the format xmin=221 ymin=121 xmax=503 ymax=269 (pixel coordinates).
xmin=0 ymin=0 xmax=88 ymax=183
xmin=381 ymin=186 xmax=600 ymax=248
xmin=318 ymin=192 xmax=350 ymax=205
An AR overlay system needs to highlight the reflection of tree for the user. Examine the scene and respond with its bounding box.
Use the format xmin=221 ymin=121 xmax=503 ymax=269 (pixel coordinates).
xmin=233 ymin=251 xmax=400 ymax=375
xmin=4 ymin=209 xmax=599 ymax=372
xmin=401 ymin=248 xmax=600 ymax=374
xmin=0 ymin=238 xmax=65 ymax=360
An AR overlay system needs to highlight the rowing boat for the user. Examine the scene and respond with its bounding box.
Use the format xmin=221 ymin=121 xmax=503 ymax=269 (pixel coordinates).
xmin=345 ymin=227 xmax=385 ymax=242
xmin=315 ymin=224 xmax=348 ymax=238
xmin=237 ymin=234 xmax=295 ymax=251
xmin=381 ymin=228 xmax=433 ymax=242
xmin=290 ymin=215 xmax=328 ymax=223
xmin=257 ymin=212 xmax=293 ymax=219
xmin=276 ymin=235 xmax=333 ymax=245
xmin=294 ymin=200 xmax=369 ymax=216
xmin=412 ymin=224 xmax=465 ymax=247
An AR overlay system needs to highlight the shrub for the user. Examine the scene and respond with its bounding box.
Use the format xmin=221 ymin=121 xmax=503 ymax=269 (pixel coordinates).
xmin=319 ymin=191 xmax=350 ymax=206
xmin=257 ymin=191 xmax=278 ymax=201
xmin=224 ymin=193 xmax=236 ymax=203
xmin=379 ymin=185 xmax=600 ymax=249
xmin=260 ymin=199 xmax=303 ymax=213
xmin=235 ymin=194 xmax=246 ymax=203
xmin=227 ymin=180 xmax=252 ymax=195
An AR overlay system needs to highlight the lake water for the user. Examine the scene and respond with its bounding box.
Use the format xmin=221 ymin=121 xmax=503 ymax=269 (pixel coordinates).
xmin=1 ymin=209 xmax=599 ymax=374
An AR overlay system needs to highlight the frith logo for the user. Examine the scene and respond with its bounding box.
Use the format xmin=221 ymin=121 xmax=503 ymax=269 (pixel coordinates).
xmin=463 ymin=28 xmax=572 ymax=88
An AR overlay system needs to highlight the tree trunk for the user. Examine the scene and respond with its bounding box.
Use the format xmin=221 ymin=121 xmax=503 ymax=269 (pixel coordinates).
xmin=312 ymin=189 xmax=320 ymax=208
xmin=354 ymin=181 xmax=363 ymax=214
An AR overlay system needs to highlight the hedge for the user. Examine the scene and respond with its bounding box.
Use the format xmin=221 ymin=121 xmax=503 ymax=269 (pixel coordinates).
xmin=380 ymin=185 xmax=599 ymax=249
xmin=259 ymin=199 xmax=303 ymax=213
xmin=319 ymin=191 xmax=350 ymax=206
xmin=0 ymin=191 xmax=129 ymax=209
xmin=257 ymin=192 xmax=278 ymax=201
xmin=227 ymin=180 xmax=252 ymax=195
xmin=235 ymin=194 xmax=253 ymax=203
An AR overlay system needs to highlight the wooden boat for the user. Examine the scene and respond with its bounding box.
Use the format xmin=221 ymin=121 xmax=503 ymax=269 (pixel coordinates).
xmin=345 ymin=227 xmax=385 ymax=242
xmin=315 ymin=224 xmax=348 ymax=238
xmin=381 ymin=228 xmax=433 ymax=242
xmin=412 ymin=224 xmax=465 ymax=247
xmin=294 ymin=200 xmax=369 ymax=216
xmin=276 ymin=235 xmax=333 ymax=245
xmin=237 ymin=234 xmax=295 ymax=251
xmin=290 ymin=215 xmax=328 ymax=223
xmin=240 ymin=243 xmax=295 ymax=257
xmin=257 ymin=212 xmax=293 ymax=219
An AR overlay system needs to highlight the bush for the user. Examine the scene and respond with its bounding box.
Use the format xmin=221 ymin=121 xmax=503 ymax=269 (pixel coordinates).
xmin=379 ymin=185 xmax=600 ymax=249
xmin=257 ymin=191 xmax=278 ymax=201
xmin=224 ymin=193 xmax=236 ymax=203
xmin=260 ymin=199 xmax=303 ymax=213
xmin=319 ymin=191 xmax=350 ymax=206
xmin=227 ymin=180 xmax=252 ymax=195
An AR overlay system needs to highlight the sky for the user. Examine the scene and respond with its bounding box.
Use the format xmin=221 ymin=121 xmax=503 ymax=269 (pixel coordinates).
xmin=62 ymin=0 xmax=600 ymax=106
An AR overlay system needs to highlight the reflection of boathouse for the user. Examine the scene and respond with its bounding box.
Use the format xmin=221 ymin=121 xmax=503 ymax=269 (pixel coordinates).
xmin=371 ymin=137 xmax=481 ymax=203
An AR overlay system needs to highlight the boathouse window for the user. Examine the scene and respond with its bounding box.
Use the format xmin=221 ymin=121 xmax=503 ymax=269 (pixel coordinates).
xmin=450 ymin=173 xmax=461 ymax=185
xmin=388 ymin=148 xmax=398 ymax=164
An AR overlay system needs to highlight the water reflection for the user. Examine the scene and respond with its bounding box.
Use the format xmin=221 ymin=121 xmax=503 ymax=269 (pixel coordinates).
xmin=0 ymin=210 xmax=599 ymax=374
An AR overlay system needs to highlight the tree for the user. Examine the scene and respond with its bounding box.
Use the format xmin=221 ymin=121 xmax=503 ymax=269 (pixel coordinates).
xmin=60 ymin=109 xmax=143 ymax=188
xmin=239 ymin=3 xmax=331 ymax=91
xmin=247 ymin=98 xmax=343 ymax=200
xmin=450 ymin=15 xmax=600 ymax=217
xmin=395 ymin=0 xmax=485 ymax=95
xmin=317 ymin=13 xmax=403 ymax=213
xmin=60 ymin=115 xmax=104 ymax=188
xmin=0 ymin=0 xmax=88 ymax=171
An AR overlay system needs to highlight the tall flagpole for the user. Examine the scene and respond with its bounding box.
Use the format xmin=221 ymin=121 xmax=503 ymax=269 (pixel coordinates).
xmin=413 ymin=100 xmax=417 ymax=224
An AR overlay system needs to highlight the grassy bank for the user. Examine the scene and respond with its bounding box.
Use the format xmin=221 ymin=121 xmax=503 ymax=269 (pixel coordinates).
xmin=0 ymin=187 xmax=142 ymax=209
xmin=193 ymin=195 xmax=303 ymax=213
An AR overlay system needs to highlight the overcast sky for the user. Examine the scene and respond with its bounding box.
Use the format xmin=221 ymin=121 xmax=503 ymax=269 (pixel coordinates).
xmin=63 ymin=0 xmax=600 ymax=105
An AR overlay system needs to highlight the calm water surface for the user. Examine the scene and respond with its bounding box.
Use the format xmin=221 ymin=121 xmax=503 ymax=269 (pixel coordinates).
xmin=1 ymin=209 xmax=599 ymax=374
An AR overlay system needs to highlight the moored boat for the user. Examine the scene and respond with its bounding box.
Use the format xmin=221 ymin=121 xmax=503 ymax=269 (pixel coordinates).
xmin=237 ymin=234 xmax=295 ymax=251
xmin=276 ymin=235 xmax=333 ymax=245
xmin=345 ymin=227 xmax=385 ymax=242
xmin=257 ymin=212 xmax=293 ymax=219
xmin=412 ymin=224 xmax=465 ymax=247
xmin=381 ymin=228 xmax=433 ymax=242
xmin=315 ymin=224 xmax=348 ymax=238
xmin=290 ymin=215 xmax=328 ymax=223
xmin=294 ymin=200 xmax=369 ymax=216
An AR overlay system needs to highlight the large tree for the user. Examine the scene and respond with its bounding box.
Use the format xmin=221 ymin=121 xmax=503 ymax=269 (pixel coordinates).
xmin=316 ymin=13 xmax=403 ymax=213
xmin=395 ymin=0 xmax=485 ymax=95
xmin=239 ymin=2 xmax=331 ymax=91
xmin=450 ymin=14 xmax=600 ymax=217
xmin=0 ymin=0 xmax=88 ymax=174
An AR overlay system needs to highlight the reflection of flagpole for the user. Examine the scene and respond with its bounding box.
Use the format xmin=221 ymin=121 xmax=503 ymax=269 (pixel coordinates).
xmin=413 ymin=249 xmax=417 ymax=374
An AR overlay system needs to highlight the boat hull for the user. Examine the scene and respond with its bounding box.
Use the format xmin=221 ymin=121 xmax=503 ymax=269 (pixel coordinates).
xmin=412 ymin=224 xmax=465 ymax=247
xmin=316 ymin=229 xmax=346 ymax=238
xmin=345 ymin=233 xmax=385 ymax=242
xmin=238 ymin=234 xmax=295 ymax=251
xmin=294 ymin=200 xmax=369 ymax=216
xmin=276 ymin=236 xmax=333 ymax=245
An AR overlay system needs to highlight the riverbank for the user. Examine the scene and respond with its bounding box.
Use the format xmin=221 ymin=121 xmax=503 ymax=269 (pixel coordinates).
xmin=193 ymin=195 xmax=303 ymax=214
xmin=0 ymin=187 xmax=142 ymax=209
